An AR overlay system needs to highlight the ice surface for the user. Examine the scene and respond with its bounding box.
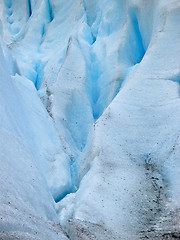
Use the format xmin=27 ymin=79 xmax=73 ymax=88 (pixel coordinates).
xmin=0 ymin=0 xmax=180 ymax=239
xmin=0 ymin=45 xmax=68 ymax=239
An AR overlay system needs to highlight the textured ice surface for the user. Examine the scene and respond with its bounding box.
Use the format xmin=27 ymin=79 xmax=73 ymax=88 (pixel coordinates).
xmin=0 ymin=45 xmax=68 ymax=239
xmin=0 ymin=0 xmax=180 ymax=239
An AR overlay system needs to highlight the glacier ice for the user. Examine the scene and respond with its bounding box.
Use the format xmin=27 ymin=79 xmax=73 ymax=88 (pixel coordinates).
xmin=0 ymin=44 xmax=69 ymax=239
xmin=0 ymin=0 xmax=180 ymax=239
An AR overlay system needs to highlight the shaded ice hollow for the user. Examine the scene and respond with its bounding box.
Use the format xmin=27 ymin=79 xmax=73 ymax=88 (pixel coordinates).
xmin=0 ymin=0 xmax=180 ymax=239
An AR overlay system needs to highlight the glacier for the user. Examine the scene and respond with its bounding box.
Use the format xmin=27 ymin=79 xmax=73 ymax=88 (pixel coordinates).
xmin=0 ymin=0 xmax=180 ymax=239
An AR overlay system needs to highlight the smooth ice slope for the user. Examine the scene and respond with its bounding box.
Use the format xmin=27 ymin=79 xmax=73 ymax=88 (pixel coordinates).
xmin=0 ymin=45 xmax=70 ymax=239
xmin=0 ymin=0 xmax=180 ymax=239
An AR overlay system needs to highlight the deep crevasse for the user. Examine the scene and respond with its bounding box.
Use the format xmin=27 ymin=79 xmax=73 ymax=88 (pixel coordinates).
xmin=0 ymin=0 xmax=180 ymax=239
